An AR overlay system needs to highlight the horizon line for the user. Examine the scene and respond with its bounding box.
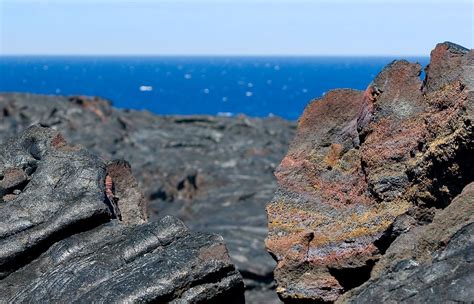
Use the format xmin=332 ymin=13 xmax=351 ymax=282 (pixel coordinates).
xmin=0 ymin=53 xmax=431 ymax=58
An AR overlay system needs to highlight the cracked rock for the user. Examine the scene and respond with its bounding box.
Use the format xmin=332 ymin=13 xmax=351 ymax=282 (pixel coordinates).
xmin=0 ymin=126 xmax=244 ymax=303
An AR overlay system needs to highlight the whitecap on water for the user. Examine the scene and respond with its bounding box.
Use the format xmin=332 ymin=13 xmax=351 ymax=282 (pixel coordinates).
xmin=139 ymin=85 xmax=153 ymax=92
xmin=217 ymin=112 xmax=233 ymax=117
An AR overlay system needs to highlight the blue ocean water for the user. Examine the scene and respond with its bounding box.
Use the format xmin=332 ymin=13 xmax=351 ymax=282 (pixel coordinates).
xmin=0 ymin=56 xmax=428 ymax=120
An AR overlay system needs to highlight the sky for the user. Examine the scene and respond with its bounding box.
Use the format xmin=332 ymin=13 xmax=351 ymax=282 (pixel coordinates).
xmin=0 ymin=0 xmax=472 ymax=56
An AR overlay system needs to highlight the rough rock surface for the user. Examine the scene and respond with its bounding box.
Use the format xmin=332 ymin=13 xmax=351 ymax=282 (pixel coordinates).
xmin=266 ymin=42 xmax=473 ymax=302
xmin=340 ymin=182 xmax=474 ymax=303
xmin=0 ymin=126 xmax=244 ymax=303
xmin=0 ymin=94 xmax=295 ymax=303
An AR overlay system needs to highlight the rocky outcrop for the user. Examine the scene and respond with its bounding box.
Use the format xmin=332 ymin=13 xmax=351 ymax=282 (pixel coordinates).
xmin=0 ymin=94 xmax=295 ymax=303
xmin=0 ymin=126 xmax=244 ymax=303
xmin=266 ymin=42 xmax=473 ymax=302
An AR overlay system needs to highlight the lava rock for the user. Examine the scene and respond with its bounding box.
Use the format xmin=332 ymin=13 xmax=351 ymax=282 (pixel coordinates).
xmin=0 ymin=126 xmax=244 ymax=303
xmin=340 ymin=182 xmax=474 ymax=303
xmin=265 ymin=42 xmax=473 ymax=302
xmin=0 ymin=126 xmax=111 ymax=279
xmin=0 ymin=94 xmax=295 ymax=303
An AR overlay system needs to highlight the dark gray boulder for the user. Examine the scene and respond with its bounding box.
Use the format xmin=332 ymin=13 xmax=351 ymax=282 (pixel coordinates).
xmin=0 ymin=126 xmax=111 ymax=279
xmin=0 ymin=125 xmax=244 ymax=303
xmin=340 ymin=182 xmax=474 ymax=303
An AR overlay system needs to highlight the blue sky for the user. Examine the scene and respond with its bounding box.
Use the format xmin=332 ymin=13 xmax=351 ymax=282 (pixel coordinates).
xmin=0 ymin=0 xmax=472 ymax=56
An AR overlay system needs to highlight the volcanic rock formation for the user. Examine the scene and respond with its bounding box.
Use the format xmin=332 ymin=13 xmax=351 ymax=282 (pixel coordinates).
xmin=0 ymin=125 xmax=244 ymax=303
xmin=266 ymin=42 xmax=473 ymax=302
xmin=0 ymin=94 xmax=295 ymax=303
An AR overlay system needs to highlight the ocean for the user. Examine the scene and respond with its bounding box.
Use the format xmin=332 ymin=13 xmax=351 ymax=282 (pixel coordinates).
xmin=0 ymin=56 xmax=429 ymax=120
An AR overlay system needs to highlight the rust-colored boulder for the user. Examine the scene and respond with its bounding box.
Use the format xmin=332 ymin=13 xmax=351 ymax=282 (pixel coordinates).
xmin=266 ymin=42 xmax=473 ymax=302
xmin=105 ymin=159 xmax=147 ymax=225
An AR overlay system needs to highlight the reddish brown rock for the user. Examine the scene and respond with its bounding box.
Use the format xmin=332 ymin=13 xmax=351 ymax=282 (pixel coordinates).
xmin=0 ymin=168 xmax=28 ymax=195
xmin=266 ymin=42 xmax=473 ymax=302
xmin=105 ymin=159 xmax=147 ymax=225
